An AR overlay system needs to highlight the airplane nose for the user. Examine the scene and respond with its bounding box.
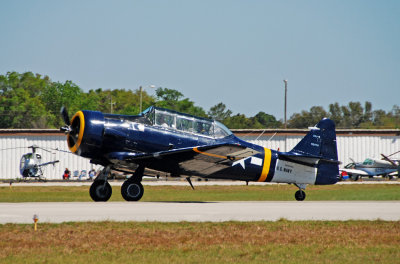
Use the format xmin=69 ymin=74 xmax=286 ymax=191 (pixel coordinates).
xmin=67 ymin=111 xmax=85 ymax=153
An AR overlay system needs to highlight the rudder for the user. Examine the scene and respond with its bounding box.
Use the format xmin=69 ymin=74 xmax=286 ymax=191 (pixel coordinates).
xmin=290 ymin=118 xmax=338 ymax=161
xmin=290 ymin=118 xmax=339 ymax=185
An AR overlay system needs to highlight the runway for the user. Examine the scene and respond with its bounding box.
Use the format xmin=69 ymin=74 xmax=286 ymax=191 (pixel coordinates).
xmin=1 ymin=201 xmax=399 ymax=223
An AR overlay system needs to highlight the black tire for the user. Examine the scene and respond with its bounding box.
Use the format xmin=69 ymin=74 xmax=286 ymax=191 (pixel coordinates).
xmin=350 ymin=174 xmax=359 ymax=181
xmin=121 ymin=180 xmax=144 ymax=201
xmin=295 ymin=190 xmax=306 ymax=201
xmin=90 ymin=180 xmax=112 ymax=202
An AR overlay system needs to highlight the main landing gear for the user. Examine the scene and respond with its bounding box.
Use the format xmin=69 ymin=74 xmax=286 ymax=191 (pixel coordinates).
xmin=89 ymin=165 xmax=145 ymax=202
xmin=121 ymin=166 xmax=145 ymax=202
xmin=90 ymin=166 xmax=112 ymax=202
xmin=294 ymin=183 xmax=307 ymax=201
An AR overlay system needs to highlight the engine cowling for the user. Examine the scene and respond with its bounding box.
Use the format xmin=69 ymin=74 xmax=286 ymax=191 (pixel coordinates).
xmin=67 ymin=110 xmax=105 ymax=158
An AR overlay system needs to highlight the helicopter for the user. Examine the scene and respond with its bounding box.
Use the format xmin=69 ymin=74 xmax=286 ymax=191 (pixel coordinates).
xmin=340 ymin=151 xmax=400 ymax=181
xmin=18 ymin=145 xmax=60 ymax=181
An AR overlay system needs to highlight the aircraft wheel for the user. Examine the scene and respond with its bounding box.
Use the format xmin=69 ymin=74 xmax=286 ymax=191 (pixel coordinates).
xmin=295 ymin=190 xmax=306 ymax=201
xmin=121 ymin=180 xmax=144 ymax=201
xmin=90 ymin=180 xmax=112 ymax=202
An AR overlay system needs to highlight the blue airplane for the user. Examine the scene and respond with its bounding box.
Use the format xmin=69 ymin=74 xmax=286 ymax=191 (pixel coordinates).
xmin=60 ymin=106 xmax=340 ymax=202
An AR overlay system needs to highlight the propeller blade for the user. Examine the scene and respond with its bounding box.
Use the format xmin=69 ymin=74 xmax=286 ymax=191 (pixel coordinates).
xmin=60 ymin=106 xmax=71 ymax=126
xmin=386 ymin=150 xmax=400 ymax=158
xmin=69 ymin=134 xmax=77 ymax=145
xmin=380 ymin=154 xmax=397 ymax=166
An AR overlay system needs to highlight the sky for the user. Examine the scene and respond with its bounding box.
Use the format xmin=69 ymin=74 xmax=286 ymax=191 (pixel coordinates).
xmin=1 ymin=0 xmax=399 ymax=120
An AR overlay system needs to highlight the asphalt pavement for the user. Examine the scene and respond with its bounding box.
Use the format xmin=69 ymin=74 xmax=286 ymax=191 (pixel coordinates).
xmin=1 ymin=201 xmax=399 ymax=223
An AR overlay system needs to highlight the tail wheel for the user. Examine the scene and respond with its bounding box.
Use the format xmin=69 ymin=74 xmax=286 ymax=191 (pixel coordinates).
xmin=90 ymin=180 xmax=112 ymax=202
xmin=295 ymin=190 xmax=306 ymax=201
xmin=121 ymin=180 xmax=144 ymax=201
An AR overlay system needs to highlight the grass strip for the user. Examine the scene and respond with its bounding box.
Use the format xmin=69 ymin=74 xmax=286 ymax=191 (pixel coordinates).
xmin=1 ymin=184 xmax=400 ymax=202
xmin=1 ymin=221 xmax=399 ymax=263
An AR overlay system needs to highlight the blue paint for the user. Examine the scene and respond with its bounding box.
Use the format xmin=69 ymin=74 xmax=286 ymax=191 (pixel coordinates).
xmin=64 ymin=106 xmax=340 ymax=201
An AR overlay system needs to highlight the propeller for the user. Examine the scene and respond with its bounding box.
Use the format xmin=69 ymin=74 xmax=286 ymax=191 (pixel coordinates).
xmin=380 ymin=153 xmax=398 ymax=167
xmin=60 ymin=106 xmax=72 ymax=134
xmin=384 ymin=150 xmax=400 ymax=159
xmin=60 ymin=106 xmax=71 ymax=126
xmin=60 ymin=106 xmax=80 ymax=146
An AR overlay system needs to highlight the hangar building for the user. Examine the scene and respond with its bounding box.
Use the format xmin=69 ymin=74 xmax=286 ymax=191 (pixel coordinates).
xmin=0 ymin=128 xmax=399 ymax=180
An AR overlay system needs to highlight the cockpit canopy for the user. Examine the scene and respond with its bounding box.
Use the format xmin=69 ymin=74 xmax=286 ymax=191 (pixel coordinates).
xmin=142 ymin=106 xmax=233 ymax=138
xmin=362 ymin=158 xmax=374 ymax=165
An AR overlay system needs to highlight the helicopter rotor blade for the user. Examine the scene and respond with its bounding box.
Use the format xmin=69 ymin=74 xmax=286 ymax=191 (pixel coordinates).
xmin=48 ymin=147 xmax=73 ymax=154
xmin=37 ymin=147 xmax=55 ymax=154
xmin=0 ymin=147 xmax=27 ymax=151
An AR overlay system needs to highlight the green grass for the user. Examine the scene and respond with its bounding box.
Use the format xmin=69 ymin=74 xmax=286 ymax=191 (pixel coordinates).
xmin=0 ymin=184 xmax=399 ymax=202
xmin=1 ymin=221 xmax=399 ymax=263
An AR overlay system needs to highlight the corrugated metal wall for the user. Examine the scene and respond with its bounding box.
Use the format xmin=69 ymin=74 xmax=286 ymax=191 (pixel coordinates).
xmin=1 ymin=132 xmax=399 ymax=180
xmin=0 ymin=135 xmax=101 ymax=180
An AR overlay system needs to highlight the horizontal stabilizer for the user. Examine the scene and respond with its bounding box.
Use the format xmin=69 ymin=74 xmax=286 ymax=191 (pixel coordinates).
xmin=279 ymin=153 xmax=341 ymax=166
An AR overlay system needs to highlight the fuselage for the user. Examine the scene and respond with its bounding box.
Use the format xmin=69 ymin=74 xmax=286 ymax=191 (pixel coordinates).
xmin=66 ymin=107 xmax=336 ymax=186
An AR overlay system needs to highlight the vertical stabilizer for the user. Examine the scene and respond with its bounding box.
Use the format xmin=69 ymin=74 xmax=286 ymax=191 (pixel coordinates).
xmin=290 ymin=118 xmax=338 ymax=161
xmin=290 ymin=118 xmax=339 ymax=184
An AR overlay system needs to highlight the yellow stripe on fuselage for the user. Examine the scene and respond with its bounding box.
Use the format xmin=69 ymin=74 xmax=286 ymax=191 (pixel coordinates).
xmin=193 ymin=147 xmax=229 ymax=159
xmin=258 ymin=148 xmax=272 ymax=182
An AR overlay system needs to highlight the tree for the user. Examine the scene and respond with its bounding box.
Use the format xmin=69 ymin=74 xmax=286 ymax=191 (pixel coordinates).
xmin=155 ymin=87 xmax=207 ymax=117
xmin=254 ymin=111 xmax=281 ymax=128
xmin=0 ymin=72 xmax=51 ymax=128
xmin=348 ymin=102 xmax=364 ymax=128
xmin=309 ymin=106 xmax=327 ymax=125
xmin=0 ymin=87 xmax=48 ymax=128
xmin=287 ymin=111 xmax=311 ymax=128
xmin=328 ymin=102 xmax=342 ymax=126
xmin=155 ymin=87 xmax=184 ymax=110
xmin=363 ymin=101 xmax=372 ymax=123
xmin=372 ymin=110 xmax=387 ymax=127
xmin=208 ymin=103 xmax=232 ymax=122
xmin=224 ymin=114 xmax=253 ymax=129
xmin=41 ymin=80 xmax=84 ymax=127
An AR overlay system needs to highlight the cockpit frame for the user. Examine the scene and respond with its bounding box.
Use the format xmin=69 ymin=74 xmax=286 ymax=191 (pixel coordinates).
xmin=141 ymin=106 xmax=232 ymax=138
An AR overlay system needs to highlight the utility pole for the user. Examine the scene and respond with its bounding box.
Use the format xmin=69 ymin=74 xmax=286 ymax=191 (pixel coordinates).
xmin=109 ymin=95 xmax=116 ymax=114
xmin=139 ymin=85 xmax=155 ymax=113
xmin=283 ymin=79 xmax=288 ymax=152
xmin=139 ymin=86 xmax=143 ymax=113
xmin=283 ymin=80 xmax=288 ymax=129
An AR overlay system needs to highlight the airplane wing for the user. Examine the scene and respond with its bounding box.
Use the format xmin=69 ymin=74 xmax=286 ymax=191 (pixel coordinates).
xmin=106 ymin=144 xmax=260 ymax=176
xmin=339 ymin=168 xmax=369 ymax=176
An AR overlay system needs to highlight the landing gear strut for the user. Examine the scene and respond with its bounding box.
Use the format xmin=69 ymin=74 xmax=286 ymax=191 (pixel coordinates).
xmin=121 ymin=166 xmax=145 ymax=201
xmin=294 ymin=184 xmax=307 ymax=201
xmin=90 ymin=166 xmax=112 ymax=202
